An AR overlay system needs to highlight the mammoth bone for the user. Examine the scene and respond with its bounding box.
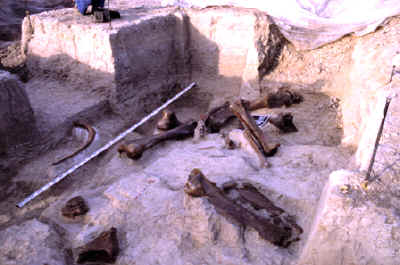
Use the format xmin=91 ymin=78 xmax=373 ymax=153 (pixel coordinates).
xmin=202 ymin=91 xmax=302 ymax=134
xmin=244 ymin=88 xmax=304 ymax=110
xmin=184 ymin=169 xmax=303 ymax=247
xmin=118 ymin=120 xmax=197 ymax=159
xmin=230 ymin=99 xmax=280 ymax=167
xmin=156 ymin=109 xmax=182 ymax=131
xmin=268 ymin=112 xmax=298 ymax=133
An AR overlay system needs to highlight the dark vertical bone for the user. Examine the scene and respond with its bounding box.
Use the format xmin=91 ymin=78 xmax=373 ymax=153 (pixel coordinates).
xmin=230 ymin=99 xmax=279 ymax=156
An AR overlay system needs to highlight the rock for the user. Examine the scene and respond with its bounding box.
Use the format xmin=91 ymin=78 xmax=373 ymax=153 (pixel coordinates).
xmin=0 ymin=219 xmax=66 ymax=265
xmin=76 ymin=227 xmax=119 ymax=264
xmin=61 ymin=196 xmax=89 ymax=219
xmin=0 ymin=70 xmax=35 ymax=157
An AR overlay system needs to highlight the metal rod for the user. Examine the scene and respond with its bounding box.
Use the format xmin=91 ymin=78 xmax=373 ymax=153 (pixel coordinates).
xmin=17 ymin=82 xmax=196 ymax=208
xmin=108 ymin=0 xmax=112 ymax=29
xmin=364 ymin=96 xmax=392 ymax=183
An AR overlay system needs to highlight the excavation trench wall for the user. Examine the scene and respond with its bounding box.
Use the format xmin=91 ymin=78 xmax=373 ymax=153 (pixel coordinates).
xmin=22 ymin=6 xmax=399 ymax=169
xmin=22 ymin=7 xmax=282 ymax=118
xmin=14 ymin=5 xmax=400 ymax=265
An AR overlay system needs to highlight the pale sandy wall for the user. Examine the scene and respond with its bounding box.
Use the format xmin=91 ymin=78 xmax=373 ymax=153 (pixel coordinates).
xmin=184 ymin=7 xmax=279 ymax=108
xmin=22 ymin=6 xmax=285 ymax=117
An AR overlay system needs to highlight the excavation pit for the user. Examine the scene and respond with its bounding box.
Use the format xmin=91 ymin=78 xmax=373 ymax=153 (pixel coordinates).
xmin=1 ymin=5 xmax=400 ymax=265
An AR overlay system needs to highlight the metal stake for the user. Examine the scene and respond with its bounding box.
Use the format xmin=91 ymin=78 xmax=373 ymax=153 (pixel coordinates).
xmin=108 ymin=0 xmax=112 ymax=29
xmin=361 ymin=96 xmax=392 ymax=189
xmin=17 ymin=82 xmax=196 ymax=208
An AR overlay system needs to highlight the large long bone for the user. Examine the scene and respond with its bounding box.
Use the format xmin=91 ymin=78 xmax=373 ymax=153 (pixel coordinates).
xmin=204 ymin=101 xmax=298 ymax=136
xmin=202 ymin=91 xmax=301 ymax=134
xmin=184 ymin=169 xmax=302 ymax=247
xmin=118 ymin=121 xmax=197 ymax=159
xmin=230 ymin=99 xmax=280 ymax=157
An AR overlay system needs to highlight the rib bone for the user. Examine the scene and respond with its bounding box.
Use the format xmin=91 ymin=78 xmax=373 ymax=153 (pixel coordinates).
xmin=52 ymin=121 xmax=96 ymax=165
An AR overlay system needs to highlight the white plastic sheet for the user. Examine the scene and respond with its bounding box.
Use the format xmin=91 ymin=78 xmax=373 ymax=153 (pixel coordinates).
xmin=162 ymin=0 xmax=400 ymax=50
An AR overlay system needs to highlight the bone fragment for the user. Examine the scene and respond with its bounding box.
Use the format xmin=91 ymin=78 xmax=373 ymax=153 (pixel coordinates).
xmin=223 ymin=132 xmax=236 ymax=150
xmin=118 ymin=120 xmax=197 ymax=159
xmin=61 ymin=196 xmax=89 ymax=219
xmin=156 ymin=109 xmax=182 ymax=131
xmin=204 ymin=101 xmax=236 ymax=133
xmin=193 ymin=114 xmax=207 ymax=143
xmin=269 ymin=112 xmax=298 ymax=133
xmin=76 ymin=227 xmax=119 ymax=264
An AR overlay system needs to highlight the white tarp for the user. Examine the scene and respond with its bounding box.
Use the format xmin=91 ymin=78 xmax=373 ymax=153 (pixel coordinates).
xmin=161 ymin=0 xmax=400 ymax=50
